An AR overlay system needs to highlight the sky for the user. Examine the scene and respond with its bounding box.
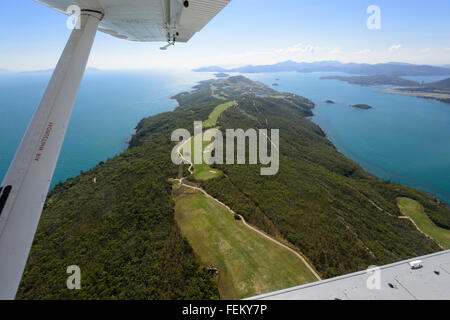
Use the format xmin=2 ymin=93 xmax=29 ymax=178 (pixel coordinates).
xmin=1 ymin=0 xmax=450 ymax=71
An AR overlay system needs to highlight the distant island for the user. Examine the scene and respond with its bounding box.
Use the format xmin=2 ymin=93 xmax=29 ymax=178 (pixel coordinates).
xmin=321 ymin=74 xmax=419 ymax=87
xmin=194 ymin=60 xmax=450 ymax=76
xmin=379 ymin=78 xmax=450 ymax=104
xmin=195 ymin=62 xmax=450 ymax=105
xmin=194 ymin=66 xmax=228 ymax=72
xmin=214 ymin=72 xmax=229 ymax=78
xmin=322 ymin=74 xmax=450 ymax=105
xmin=325 ymin=100 xmax=336 ymax=104
xmin=349 ymin=104 xmax=372 ymax=110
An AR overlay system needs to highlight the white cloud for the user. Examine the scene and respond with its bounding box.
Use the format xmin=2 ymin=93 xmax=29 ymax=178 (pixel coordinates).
xmin=354 ymin=49 xmax=371 ymax=55
xmin=389 ymin=44 xmax=402 ymax=51
xmin=211 ymin=43 xmax=324 ymax=66
xmin=329 ymin=48 xmax=342 ymax=55
xmin=273 ymin=43 xmax=323 ymax=55
xmin=420 ymin=48 xmax=431 ymax=53
xmin=79 ymin=42 xmax=450 ymax=70
xmin=228 ymin=43 xmax=322 ymax=59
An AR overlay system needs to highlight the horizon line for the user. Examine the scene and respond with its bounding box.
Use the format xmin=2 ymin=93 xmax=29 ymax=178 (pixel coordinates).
xmin=2 ymin=59 xmax=450 ymax=73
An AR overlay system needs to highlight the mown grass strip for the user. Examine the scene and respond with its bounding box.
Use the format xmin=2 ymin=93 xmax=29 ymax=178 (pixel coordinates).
xmin=174 ymin=191 xmax=318 ymax=299
xmin=397 ymin=197 xmax=450 ymax=249
xmin=203 ymin=101 xmax=236 ymax=128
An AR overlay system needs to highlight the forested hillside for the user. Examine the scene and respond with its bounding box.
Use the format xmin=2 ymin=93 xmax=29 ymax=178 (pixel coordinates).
xmin=17 ymin=76 xmax=450 ymax=298
xmin=200 ymin=85 xmax=449 ymax=277
xmin=17 ymin=81 xmax=224 ymax=299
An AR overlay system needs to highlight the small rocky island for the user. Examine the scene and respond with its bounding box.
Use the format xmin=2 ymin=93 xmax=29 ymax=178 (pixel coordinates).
xmin=214 ymin=72 xmax=229 ymax=78
xmin=272 ymin=83 xmax=279 ymax=87
xmin=349 ymin=104 xmax=372 ymax=110
xmin=325 ymin=100 xmax=336 ymax=104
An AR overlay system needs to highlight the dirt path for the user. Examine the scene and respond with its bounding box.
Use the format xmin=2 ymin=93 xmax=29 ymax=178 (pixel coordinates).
xmin=398 ymin=216 xmax=444 ymax=250
xmin=176 ymin=136 xmax=194 ymax=174
xmin=362 ymin=192 xmax=444 ymax=250
xmin=175 ymin=143 xmax=322 ymax=281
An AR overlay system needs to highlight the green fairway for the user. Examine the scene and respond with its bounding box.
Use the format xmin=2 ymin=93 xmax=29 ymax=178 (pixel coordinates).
xmin=189 ymin=131 xmax=222 ymax=181
xmin=203 ymin=101 xmax=236 ymax=128
xmin=210 ymin=85 xmax=227 ymax=100
xmin=187 ymin=137 xmax=221 ymax=181
xmin=192 ymin=163 xmax=221 ymax=181
xmin=174 ymin=190 xmax=318 ymax=299
xmin=185 ymin=100 xmax=236 ymax=181
xmin=397 ymin=197 xmax=450 ymax=249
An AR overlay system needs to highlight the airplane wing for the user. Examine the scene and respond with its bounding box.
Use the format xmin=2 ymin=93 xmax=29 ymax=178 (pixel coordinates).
xmin=35 ymin=0 xmax=231 ymax=42
xmin=249 ymin=250 xmax=450 ymax=300
xmin=0 ymin=0 xmax=230 ymax=300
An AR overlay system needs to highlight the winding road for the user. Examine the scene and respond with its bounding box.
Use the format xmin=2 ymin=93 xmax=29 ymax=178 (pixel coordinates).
xmin=175 ymin=138 xmax=322 ymax=281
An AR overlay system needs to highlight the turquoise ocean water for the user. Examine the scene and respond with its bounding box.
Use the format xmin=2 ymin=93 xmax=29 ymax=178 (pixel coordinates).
xmin=1 ymin=70 xmax=450 ymax=205
xmin=0 ymin=70 xmax=212 ymax=188
xmin=244 ymin=72 xmax=450 ymax=204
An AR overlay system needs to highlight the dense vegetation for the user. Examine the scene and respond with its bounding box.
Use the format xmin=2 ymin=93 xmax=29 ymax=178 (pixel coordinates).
xmin=17 ymin=76 xmax=450 ymax=298
xmin=197 ymin=77 xmax=450 ymax=278
xmin=17 ymin=82 xmax=223 ymax=300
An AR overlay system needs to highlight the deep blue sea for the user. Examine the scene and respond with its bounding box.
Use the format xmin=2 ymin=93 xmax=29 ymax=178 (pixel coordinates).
xmin=244 ymin=72 xmax=450 ymax=204
xmin=1 ymin=70 xmax=450 ymax=205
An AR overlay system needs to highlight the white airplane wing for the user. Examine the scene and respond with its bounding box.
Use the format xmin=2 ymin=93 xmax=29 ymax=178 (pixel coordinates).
xmin=0 ymin=0 xmax=230 ymax=300
xmin=249 ymin=250 xmax=450 ymax=300
xmin=35 ymin=0 xmax=230 ymax=42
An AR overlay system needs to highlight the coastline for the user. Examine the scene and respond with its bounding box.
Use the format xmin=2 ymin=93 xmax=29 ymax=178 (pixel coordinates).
xmin=377 ymin=90 xmax=450 ymax=104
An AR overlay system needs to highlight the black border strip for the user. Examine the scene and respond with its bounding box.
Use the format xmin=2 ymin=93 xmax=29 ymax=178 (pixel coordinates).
xmin=0 ymin=185 xmax=12 ymax=217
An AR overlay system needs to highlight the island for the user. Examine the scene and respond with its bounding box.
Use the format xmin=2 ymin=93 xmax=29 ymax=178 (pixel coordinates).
xmin=379 ymin=78 xmax=450 ymax=105
xmin=321 ymin=75 xmax=450 ymax=105
xmin=17 ymin=76 xmax=450 ymax=301
xmin=349 ymin=104 xmax=372 ymax=110
xmin=214 ymin=72 xmax=229 ymax=78
xmin=321 ymin=74 xmax=419 ymax=87
xmin=325 ymin=100 xmax=336 ymax=104
xmin=193 ymin=60 xmax=450 ymax=76
xmin=272 ymin=83 xmax=279 ymax=87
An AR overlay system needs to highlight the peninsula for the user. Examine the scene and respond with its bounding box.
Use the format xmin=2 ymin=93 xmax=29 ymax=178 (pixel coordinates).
xmin=321 ymin=74 xmax=419 ymax=87
xmin=379 ymin=78 xmax=450 ymax=104
xmin=16 ymin=76 xmax=450 ymax=300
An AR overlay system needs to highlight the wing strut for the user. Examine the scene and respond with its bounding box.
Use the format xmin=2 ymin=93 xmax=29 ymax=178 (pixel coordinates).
xmin=0 ymin=10 xmax=103 ymax=300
